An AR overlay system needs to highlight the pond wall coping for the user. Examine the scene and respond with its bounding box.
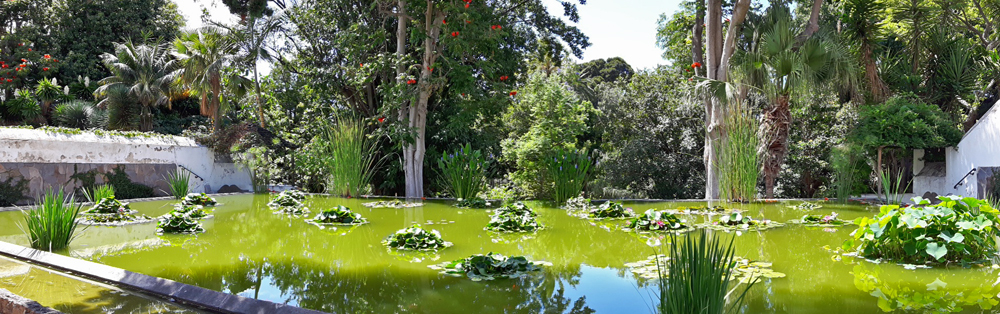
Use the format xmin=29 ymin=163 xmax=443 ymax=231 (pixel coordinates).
xmin=0 ymin=241 xmax=327 ymax=314
xmin=0 ymin=288 xmax=62 ymax=314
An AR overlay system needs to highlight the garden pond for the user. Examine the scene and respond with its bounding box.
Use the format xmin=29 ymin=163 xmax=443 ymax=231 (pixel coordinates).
xmin=1 ymin=195 xmax=999 ymax=313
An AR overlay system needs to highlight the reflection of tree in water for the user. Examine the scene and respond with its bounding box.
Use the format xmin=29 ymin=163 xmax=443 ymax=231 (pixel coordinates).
xmin=155 ymin=257 xmax=596 ymax=313
xmin=852 ymin=262 xmax=1000 ymax=313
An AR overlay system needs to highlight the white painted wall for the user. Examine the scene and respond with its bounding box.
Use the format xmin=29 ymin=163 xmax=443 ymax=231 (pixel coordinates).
xmin=0 ymin=128 xmax=251 ymax=193
xmin=943 ymin=101 xmax=1000 ymax=198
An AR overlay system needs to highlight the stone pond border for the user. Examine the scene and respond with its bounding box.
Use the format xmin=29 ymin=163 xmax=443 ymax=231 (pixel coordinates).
xmin=0 ymin=288 xmax=62 ymax=314
xmin=0 ymin=241 xmax=326 ymax=314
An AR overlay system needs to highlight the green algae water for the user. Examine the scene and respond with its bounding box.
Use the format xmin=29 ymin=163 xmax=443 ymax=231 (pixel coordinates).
xmin=1 ymin=195 xmax=999 ymax=313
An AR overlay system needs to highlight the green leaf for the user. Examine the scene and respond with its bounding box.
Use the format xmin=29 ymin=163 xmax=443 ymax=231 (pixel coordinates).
xmin=926 ymin=242 xmax=948 ymax=260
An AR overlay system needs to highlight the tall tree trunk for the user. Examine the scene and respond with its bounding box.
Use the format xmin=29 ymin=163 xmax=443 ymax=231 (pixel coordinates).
xmin=862 ymin=43 xmax=889 ymax=103
xmin=139 ymin=104 xmax=153 ymax=131
xmin=762 ymin=95 xmax=791 ymax=198
xmin=403 ymin=1 xmax=443 ymax=198
xmin=396 ymin=0 xmax=409 ymax=123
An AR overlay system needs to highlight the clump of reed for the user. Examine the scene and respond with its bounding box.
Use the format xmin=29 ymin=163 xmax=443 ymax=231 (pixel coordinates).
xmin=321 ymin=117 xmax=380 ymax=197
xmin=438 ymin=143 xmax=489 ymax=200
xmin=657 ymin=230 xmax=756 ymax=314
xmin=717 ymin=103 xmax=759 ymax=202
xmin=546 ymin=148 xmax=592 ymax=204
xmin=164 ymin=170 xmax=192 ymax=199
xmin=21 ymin=189 xmax=83 ymax=251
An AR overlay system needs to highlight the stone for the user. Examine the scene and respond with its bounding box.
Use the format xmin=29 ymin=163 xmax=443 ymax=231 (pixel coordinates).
xmin=217 ymin=185 xmax=246 ymax=193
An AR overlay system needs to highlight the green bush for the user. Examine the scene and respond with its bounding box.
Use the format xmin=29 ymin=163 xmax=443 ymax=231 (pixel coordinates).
xmin=852 ymin=93 xmax=962 ymax=150
xmin=22 ymin=189 xmax=82 ymax=251
xmin=437 ymin=143 xmax=489 ymax=200
xmin=1 ymin=89 xmax=40 ymax=122
xmin=103 ymin=166 xmax=154 ymax=199
xmin=52 ymin=100 xmax=98 ymax=129
xmin=843 ymin=195 xmax=1000 ymax=264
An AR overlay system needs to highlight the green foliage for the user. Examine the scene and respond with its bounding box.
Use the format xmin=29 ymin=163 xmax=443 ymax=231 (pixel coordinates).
xmin=717 ymin=103 xmax=759 ymax=202
xmin=52 ymin=100 xmax=99 ymax=129
xmin=587 ymin=202 xmax=634 ymax=219
xmin=831 ymin=144 xmax=864 ymax=202
xmin=309 ymin=205 xmax=367 ymax=225
xmin=164 ymin=171 xmax=191 ymax=199
xmin=382 ymin=225 xmax=452 ymax=251
xmin=171 ymin=204 xmax=210 ymax=219
xmin=156 ymin=210 xmax=205 ymax=234
xmin=502 ymin=71 xmax=592 ymax=199
xmin=844 ymin=196 xmax=1000 ymax=264
xmin=486 ymin=202 xmax=543 ymax=233
xmin=477 ymin=183 xmax=524 ymax=203
xmin=852 ymin=94 xmax=962 ymax=149
xmin=0 ymin=176 xmax=28 ymax=206
xmin=564 ymin=194 xmax=591 ymax=211
xmin=625 ymin=209 xmax=690 ymax=232
xmin=34 ymin=78 xmax=63 ymax=105
xmin=437 ymin=143 xmax=488 ymax=200
xmin=657 ymin=230 xmax=756 ymax=314
xmin=103 ymin=166 xmax=154 ymax=199
xmin=320 ymin=118 xmax=380 ymax=197
xmin=878 ymin=169 xmax=910 ymax=205
xmin=796 ymin=212 xmax=852 ymax=226
xmin=21 ymin=189 xmax=82 ymax=251
xmin=435 ymin=252 xmax=545 ymax=281
xmin=181 ymin=193 xmax=217 ymax=206
xmin=454 ymin=198 xmax=491 ymax=209
xmin=96 ymin=41 xmax=179 ymax=131
xmin=852 ymin=262 xmax=1000 ymax=313
xmin=268 ymin=190 xmax=309 ymax=215
xmin=704 ymin=212 xmax=784 ymax=231
xmin=2 ymin=89 xmax=40 ymax=122
xmin=82 ymin=196 xmax=131 ymax=215
xmin=546 ymin=147 xmax=591 ymax=204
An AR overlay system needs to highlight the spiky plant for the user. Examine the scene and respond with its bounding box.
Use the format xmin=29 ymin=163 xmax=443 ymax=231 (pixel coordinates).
xmin=438 ymin=143 xmax=489 ymax=200
xmin=320 ymin=117 xmax=381 ymax=197
xmin=83 ymin=184 xmax=115 ymax=203
xmin=658 ymin=230 xmax=756 ymax=314
xmin=52 ymin=100 xmax=97 ymax=129
xmin=717 ymin=102 xmax=759 ymax=202
xmin=164 ymin=171 xmax=192 ymax=199
xmin=95 ymin=40 xmax=178 ymax=131
xmin=20 ymin=189 xmax=82 ymax=251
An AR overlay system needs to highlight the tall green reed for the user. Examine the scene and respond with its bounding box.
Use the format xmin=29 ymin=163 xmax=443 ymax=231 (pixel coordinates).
xmin=717 ymin=103 xmax=759 ymax=202
xmin=831 ymin=144 xmax=861 ymax=203
xmin=20 ymin=189 xmax=83 ymax=251
xmin=658 ymin=230 xmax=756 ymax=314
xmin=437 ymin=143 xmax=489 ymax=199
xmin=321 ymin=117 xmax=381 ymax=197
xmin=545 ymin=148 xmax=592 ymax=204
xmin=164 ymin=170 xmax=191 ymax=199
xmin=878 ymin=168 xmax=910 ymax=205
xmin=83 ymin=184 xmax=115 ymax=203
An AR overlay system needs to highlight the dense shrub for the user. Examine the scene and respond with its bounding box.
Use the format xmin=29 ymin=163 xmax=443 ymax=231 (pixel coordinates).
xmin=843 ymin=196 xmax=1000 ymax=264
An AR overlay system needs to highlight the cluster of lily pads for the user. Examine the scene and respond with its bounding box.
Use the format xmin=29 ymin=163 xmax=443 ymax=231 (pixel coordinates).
xmin=791 ymin=212 xmax=852 ymax=227
xmin=429 ymin=252 xmax=552 ymax=281
xmin=382 ymin=224 xmax=453 ymax=251
xmin=587 ymin=202 xmax=635 ymax=219
xmin=157 ymin=200 xmax=216 ymax=234
xmin=624 ymin=209 xmax=694 ymax=233
xmin=268 ymin=190 xmax=310 ymax=215
xmin=454 ymin=198 xmax=492 ymax=208
xmin=363 ymin=199 xmax=423 ymax=208
xmin=307 ymin=205 xmax=368 ymax=226
xmin=79 ymin=196 xmax=154 ymax=225
xmin=789 ymin=201 xmax=823 ymax=210
xmin=701 ymin=212 xmax=784 ymax=231
xmin=181 ymin=193 xmax=218 ymax=206
xmin=564 ymin=195 xmax=592 ymax=211
xmin=486 ymin=202 xmax=543 ymax=232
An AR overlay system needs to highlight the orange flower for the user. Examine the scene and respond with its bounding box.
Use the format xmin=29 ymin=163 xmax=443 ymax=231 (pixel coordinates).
xmin=509 ymin=91 xmax=517 ymax=96
xmin=44 ymin=54 xmax=51 ymax=59
xmin=691 ymin=62 xmax=702 ymax=68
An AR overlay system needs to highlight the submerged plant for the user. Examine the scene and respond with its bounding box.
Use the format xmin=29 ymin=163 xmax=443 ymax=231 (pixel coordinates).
xmin=429 ymin=252 xmax=550 ymax=281
xmin=843 ymin=195 xmax=1000 ymax=264
xmin=438 ymin=143 xmax=489 ymax=200
xmin=181 ymin=193 xmax=217 ymax=206
xmin=309 ymin=205 xmax=367 ymax=225
xmin=587 ymin=202 xmax=634 ymax=219
xmin=625 ymin=209 xmax=691 ymax=232
xmin=156 ymin=211 xmax=205 ymax=234
xmin=383 ymin=225 xmax=452 ymax=251
xmin=546 ymin=148 xmax=592 ymax=204
xmin=164 ymin=171 xmax=191 ymax=199
xmin=657 ymin=230 xmax=757 ymax=314
xmin=21 ymin=189 xmax=82 ymax=251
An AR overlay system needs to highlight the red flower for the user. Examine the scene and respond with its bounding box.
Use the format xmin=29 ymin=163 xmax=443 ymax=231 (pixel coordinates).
xmin=427 ymin=66 xmax=433 ymax=72
xmin=42 ymin=67 xmax=48 ymax=71
xmin=44 ymin=54 xmax=50 ymax=59
xmin=5 ymin=79 xmax=10 ymax=83
xmin=451 ymin=31 xmax=459 ymax=37
xmin=19 ymin=64 xmax=26 ymax=67
xmin=461 ymin=93 xmax=466 ymax=96
xmin=824 ymin=198 xmax=829 ymax=201
xmin=464 ymin=3 xmax=469 ymax=8
xmin=18 ymin=43 xmax=23 ymax=46
xmin=378 ymin=117 xmax=386 ymax=123
xmin=421 ymin=197 xmax=427 ymax=200
xmin=688 ymin=78 xmax=693 ymax=81
xmin=360 ymin=63 xmax=364 ymax=67
xmin=28 ymin=48 xmax=32 ymax=52
xmin=442 ymin=19 xmax=447 ymax=24
xmin=725 ymin=18 xmax=731 ymax=22
xmin=691 ymin=62 xmax=702 ymax=68
xmin=500 ymin=75 xmax=508 ymax=81
xmin=21 ymin=59 xmax=27 ymax=62
xmin=53 ymin=59 xmax=59 ymax=62
xmin=407 ymin=79 xmax=417 ymax=85
xmin=1 ymin=64 xmax=6 ymax=68
xmin=509 ymin=91 xmax=517 ymax=96
xmin=686 ymin=69 xmax=690 ymax=72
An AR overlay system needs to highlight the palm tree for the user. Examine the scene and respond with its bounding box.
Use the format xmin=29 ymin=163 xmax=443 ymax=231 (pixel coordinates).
xmin=95 ymin=41 xmax=178 ymax=131
xmin=732 ymin=7 xmax=857 ymax=198
xmin=842 ymin=0 xmax=889 ymax=103
xmin=220 ymin=12 xmax=285 ymax=128
xmin=173 ymin=27 xmax=240 ymax=132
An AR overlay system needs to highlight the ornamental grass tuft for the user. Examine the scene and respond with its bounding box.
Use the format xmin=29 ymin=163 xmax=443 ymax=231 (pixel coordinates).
xmin=21 ymin=189 xmax=82 ymax=251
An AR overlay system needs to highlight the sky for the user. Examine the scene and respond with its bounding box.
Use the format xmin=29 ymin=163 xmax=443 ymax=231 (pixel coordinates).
xmin=172 ymin=0 xmax=684 ymax=70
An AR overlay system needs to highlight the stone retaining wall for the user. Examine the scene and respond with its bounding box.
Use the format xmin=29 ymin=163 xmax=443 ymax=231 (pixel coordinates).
xmin=0 ymin=289 xmax=62 ymax=314
xmin=0 ymin=163 xmax=175 ymax=204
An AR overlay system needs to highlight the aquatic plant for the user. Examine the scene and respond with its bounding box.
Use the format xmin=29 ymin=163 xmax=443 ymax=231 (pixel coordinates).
xmin=82 ymin=184 xmax=115 ymax=203
xmin=83 ymin=196 xmax=133 ymax=215
xmin=164 ymin=171 xmax=191 ymax=200
xmin=429 ymin=252 xmax=550 ymax=281
xmin=309 ymin=205 xmax=367 ymax=225
xmin=587 ymin=202 xmax=634 ymax=219
xmin=831 ymin=144 xmax=862 ymax=203
xmin=171 ymin=204 xmax=211 ymax=219
xmin=486 ymin=210 xmax=543 ymax=232
xmin=878 ymin=169 xmax=910 ymax=205
xmin=717 ymin=101 xmax=759 ymax=202
xmin=362 ymin=199 xmax=422 ymax=208
xmin=437 ymin=143 xmax=489 ymax=200
xmin=789 ymin=201 xmax=822 ymax=210
xmin=181 ymin=193 xmax=217 ymax=206
xmin=382 ymin=225 xmax=452 ymax=251
xmin=156 ymin=211 xmax=205 ymax=234
xmin=624 ymin=209 xmax=691 ymax=232
xmin=843 ymin=195 xmax=1000 ymax=264
xmin=627 ymin=254 xmax=784 ymax=283
xmin=268 ymin=190 xmax=305 ymax=208
xmin=22 ymin=189 xmax=82 ymax=251
xmin=320 ymin=118 xmax=380 ymax=197
xmin=703 ymin=212 xmax=784 ymax=231
xmin=793 ymin=212 xmax=852 ymax=227
xmin=656 ymin=230 xmax=757 ymax=314
xmin=852 ymin=262 xmax=1000 ymax=313
xmin=454 ymin=198 xmax=491 ymax=209
xmin=546 ymin=148 xmax=592 ymax=204
xmin=564 ymin=194 xmax=591 ymax=211
xmin=668 ymin=205 xmax=729 ymax=216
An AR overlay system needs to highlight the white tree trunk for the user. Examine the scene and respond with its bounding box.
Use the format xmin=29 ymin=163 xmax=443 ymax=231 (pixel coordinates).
xmin=403 ymin=1 xmax=443 ymax=198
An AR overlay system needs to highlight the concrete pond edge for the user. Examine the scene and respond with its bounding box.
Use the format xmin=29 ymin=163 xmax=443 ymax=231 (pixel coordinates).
xmin=0 ymin=241 xmax=327 ymax=314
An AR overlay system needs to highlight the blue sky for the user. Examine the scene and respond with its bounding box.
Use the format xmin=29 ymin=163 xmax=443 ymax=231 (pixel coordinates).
xmin=173 ymin=0 xmax=684 ymax=70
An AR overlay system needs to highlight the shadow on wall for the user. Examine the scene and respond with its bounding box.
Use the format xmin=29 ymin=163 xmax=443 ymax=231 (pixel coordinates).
xmin=980 ymin=167 xmax=1000 ymax=201
xmin=0 ymin=163 xmax=172 ymax=206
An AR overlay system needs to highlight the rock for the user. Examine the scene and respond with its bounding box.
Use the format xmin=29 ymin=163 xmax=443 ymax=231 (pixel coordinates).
xmin=217 ymin=185 xmax=246 ymax=193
